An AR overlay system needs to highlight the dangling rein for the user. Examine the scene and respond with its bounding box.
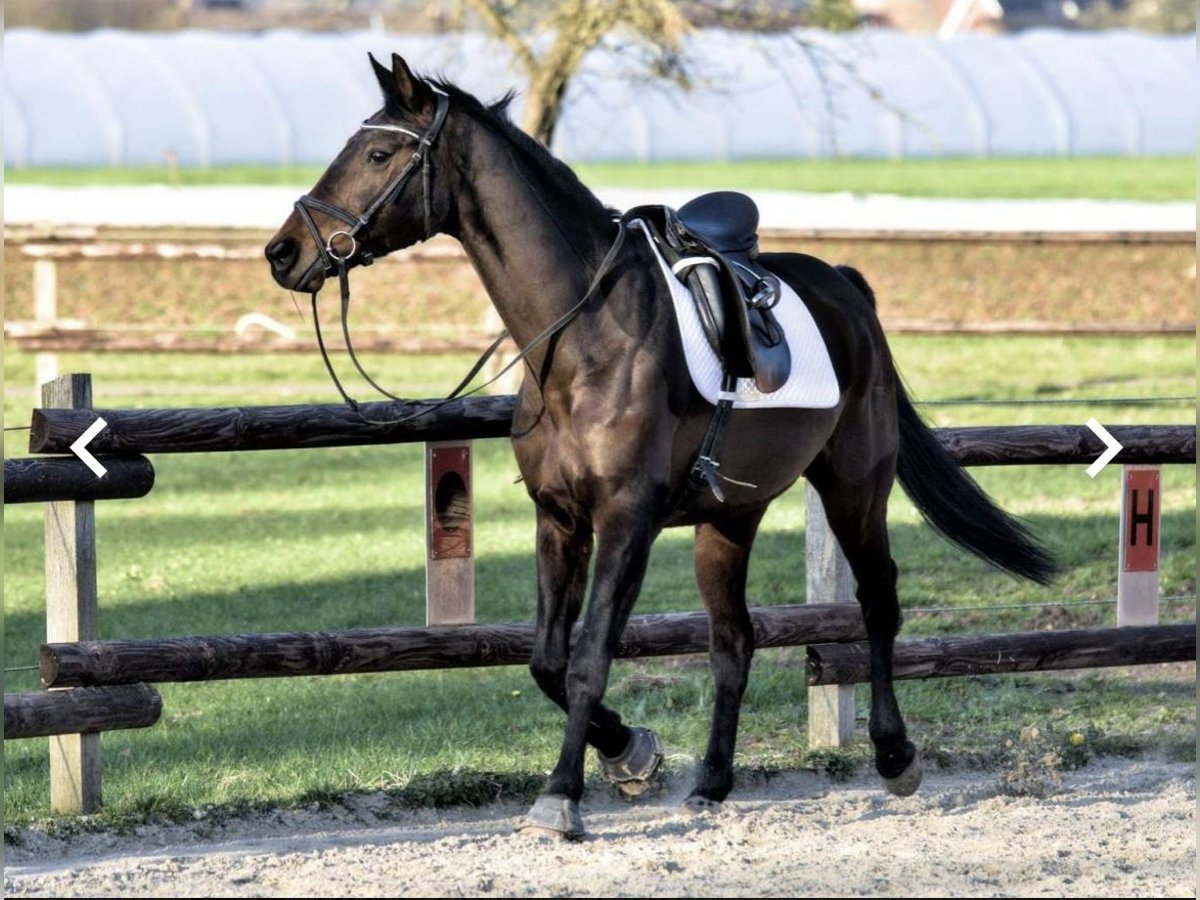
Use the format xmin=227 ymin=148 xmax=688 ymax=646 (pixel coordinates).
xmin=308 ymin=223 xmax=627 ymax=426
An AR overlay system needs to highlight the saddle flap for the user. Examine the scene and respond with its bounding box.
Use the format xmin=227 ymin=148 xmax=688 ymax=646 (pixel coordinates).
xmin=747 ymin=307 xmax=790 ymax=394
xmin=678 ymin=250 xmax=790 ymax=394
xmin=628 ymin=200 xmax=791 ymax=395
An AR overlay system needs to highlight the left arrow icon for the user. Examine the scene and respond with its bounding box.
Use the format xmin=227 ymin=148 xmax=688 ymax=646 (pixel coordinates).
xmin=70 ymin=417 xmax=109 ymax=478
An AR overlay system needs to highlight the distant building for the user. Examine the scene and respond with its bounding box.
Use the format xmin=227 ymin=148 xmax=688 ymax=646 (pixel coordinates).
xmin=852 ymin=0 xmax=1107 ymax=32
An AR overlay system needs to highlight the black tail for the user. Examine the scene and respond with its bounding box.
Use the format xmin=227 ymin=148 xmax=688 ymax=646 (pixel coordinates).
xmin=893 ymin=376 xmax=1057 ymax=585
xmin=836 ymin=265 xmax=1057 ymax=585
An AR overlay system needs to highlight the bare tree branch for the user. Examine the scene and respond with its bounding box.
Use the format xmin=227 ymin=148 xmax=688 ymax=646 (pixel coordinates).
xmin=460 ymin=0 xmax=537 ymax=72
xmin=449 ymin=0 xmax=910 ymax=154
xmin=454 ymin=0 xmax=698 ymax=145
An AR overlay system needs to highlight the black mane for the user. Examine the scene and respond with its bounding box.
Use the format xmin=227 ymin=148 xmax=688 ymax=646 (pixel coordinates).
xmin=428 ymin=77 xmax=612 ymax=221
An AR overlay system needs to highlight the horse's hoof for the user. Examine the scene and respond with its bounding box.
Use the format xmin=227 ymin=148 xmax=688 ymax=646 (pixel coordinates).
xmin=598 ymin=727 xmax=664 ymax=798
xmin=881 ymin=748 xmax=923 ymax=797
xmin=515 ymin=795 xmax=585 ymax=841
xmin=679 ymin=795 xmax=724 ymax=816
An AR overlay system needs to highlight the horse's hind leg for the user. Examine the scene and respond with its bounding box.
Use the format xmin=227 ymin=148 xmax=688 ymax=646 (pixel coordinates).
xmin=682 ymin=508 xmax=766 ymax=813
xmin=807 ymin=458 xmax=922 ymax=796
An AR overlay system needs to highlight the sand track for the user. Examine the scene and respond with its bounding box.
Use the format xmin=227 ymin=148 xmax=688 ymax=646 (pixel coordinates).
xmin=5 ymin=758 xmax=1193 ymax=898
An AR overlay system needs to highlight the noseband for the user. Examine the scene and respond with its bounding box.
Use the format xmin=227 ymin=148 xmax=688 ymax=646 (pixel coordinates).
xmin=294 ymin=86 xmax=451 ymax=273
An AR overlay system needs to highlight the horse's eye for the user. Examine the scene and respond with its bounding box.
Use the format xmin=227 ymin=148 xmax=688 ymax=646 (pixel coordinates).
xmin=367 ymin=149 xmax=392 ymax=165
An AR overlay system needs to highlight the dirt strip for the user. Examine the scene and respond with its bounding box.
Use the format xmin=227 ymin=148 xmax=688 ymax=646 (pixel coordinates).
xmin=5 ymin=758 xmax=1193 ymax=898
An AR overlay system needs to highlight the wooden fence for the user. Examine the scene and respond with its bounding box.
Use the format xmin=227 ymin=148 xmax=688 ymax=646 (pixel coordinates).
xmin=25 ymin=400 xmax=1199 ymax=463
xmin=5 ymin=373 xmax=1196 ymax=814
xmin=7 ymin=230 xmax=1195 ymax=373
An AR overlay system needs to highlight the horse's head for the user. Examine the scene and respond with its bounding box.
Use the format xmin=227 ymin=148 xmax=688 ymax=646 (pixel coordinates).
xmin=265 ymin=53 xmax=454 ymax=292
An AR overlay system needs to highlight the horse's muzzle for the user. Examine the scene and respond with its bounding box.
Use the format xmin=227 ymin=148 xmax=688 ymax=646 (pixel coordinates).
xmin=265 ymin=236 xmax=297 ymax=273
xmin=265 ymin=235 xmax=325 ymax=292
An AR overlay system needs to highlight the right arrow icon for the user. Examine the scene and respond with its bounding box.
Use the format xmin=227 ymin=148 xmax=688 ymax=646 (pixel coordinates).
xmin=1085 ymin=418 xmax=1123 ymax=478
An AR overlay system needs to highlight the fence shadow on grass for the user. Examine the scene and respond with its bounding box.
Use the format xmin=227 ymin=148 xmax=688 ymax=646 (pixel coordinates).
xmin=5 ymin=510 xmax=1195 ymax=695
xmin=3 ymin=504 xmax=1195 ymax=822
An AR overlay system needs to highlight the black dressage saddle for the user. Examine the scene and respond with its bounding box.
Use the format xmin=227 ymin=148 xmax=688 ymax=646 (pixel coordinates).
xmin=627 ymin=191 xmax=791 ymax=394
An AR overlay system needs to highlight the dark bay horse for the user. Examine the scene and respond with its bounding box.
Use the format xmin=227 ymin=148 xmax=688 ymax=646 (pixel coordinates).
xmin=265 ymin=53 xmax=1055 ymax=838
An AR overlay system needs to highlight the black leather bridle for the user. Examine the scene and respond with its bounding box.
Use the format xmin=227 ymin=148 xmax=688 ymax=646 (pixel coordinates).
xmin=295 ymin=86 xmax=451 ymax=277
xmin=294 ymin=87 xmax=456 ymax=414
xmin=291 ymin=83 xmax=628 ymax=425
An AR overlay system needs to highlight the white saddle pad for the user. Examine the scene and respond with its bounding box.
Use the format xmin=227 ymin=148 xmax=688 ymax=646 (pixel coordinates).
xmin=635 ymin=221 xmax=840 ymax=410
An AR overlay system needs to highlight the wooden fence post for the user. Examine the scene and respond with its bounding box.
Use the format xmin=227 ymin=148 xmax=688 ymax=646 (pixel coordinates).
xmin=805 ymin=483 xmax=856 ymax=748
xmin=43 ymin=373 xmax=102 ymax=813
xmin=34 ymin=259 xmax=59 ymax=390
xmin=425 ymin=441 xmax=475 ymax=625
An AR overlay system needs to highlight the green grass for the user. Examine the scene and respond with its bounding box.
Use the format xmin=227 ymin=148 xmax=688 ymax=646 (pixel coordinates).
xmin=574 ymin=156 xmax=1196 ymax=202
xmin=4 ymin=165 xmax=330 ymax=188
xmin=5 ymin=156 xmax=1194 ymax=201
xmin=2 ymin=335 xmax=1195 ymax=826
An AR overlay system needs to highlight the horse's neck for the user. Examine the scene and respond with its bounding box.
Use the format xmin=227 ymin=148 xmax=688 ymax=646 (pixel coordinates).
xmin=452 ymin=134 xmax=616 ymax=353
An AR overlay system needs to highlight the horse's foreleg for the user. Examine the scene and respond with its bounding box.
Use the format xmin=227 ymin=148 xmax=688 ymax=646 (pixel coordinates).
xmin=528 ymin=508 xmax=629 ymax=758
xmin=683 ymin=509 xmax=765 ymax=812
xmin=523 ymin=498 xmax=658 ymax=837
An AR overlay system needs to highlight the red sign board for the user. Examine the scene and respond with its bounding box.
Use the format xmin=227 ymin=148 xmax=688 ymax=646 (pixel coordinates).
xmin=1122 ymin=468 xmax=1159 ymax=572
xmin=429 ymin=445 xmax=472 ymax=560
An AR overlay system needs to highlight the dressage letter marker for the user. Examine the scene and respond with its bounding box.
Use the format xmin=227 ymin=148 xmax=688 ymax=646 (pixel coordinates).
xmin=69 ymin=417 xmax=108 ymax=479
xmin=1085 ymin=418 xmax=1122 ymax=478
xmin=1117 ymin=465 xmax=1161 ymax=626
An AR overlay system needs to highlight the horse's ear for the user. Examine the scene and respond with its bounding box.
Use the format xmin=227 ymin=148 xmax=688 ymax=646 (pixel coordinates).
xmin=368 ymin=52 xmax=432 ymax=113
xmin=369 ymin=53 xmax=394 ymax=99
xmin=389 ymin=52 xmax=434 ymax=112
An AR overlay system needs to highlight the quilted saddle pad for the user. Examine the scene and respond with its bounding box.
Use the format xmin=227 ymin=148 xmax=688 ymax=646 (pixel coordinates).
xmin=635 ymin=220 xmax=840 ymax=410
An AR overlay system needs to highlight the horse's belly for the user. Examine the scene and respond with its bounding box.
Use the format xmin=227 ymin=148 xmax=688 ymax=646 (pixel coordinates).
xmin=667 ymin=402 xmax=841 ymax=523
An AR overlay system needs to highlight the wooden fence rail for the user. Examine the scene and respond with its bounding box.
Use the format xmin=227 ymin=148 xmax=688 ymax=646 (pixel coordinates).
xmin=806 ymin=624 xmax=1196 ymax=685
xmin=4 ymin=456 xmax=155 ymax=504
xmin=941 ymin=425 xmax=1196 ymax=467
xmin=28 ymin=403 xmax=1198 ymax=465
xmin=41 ymin=603 xmax=867 ymax=689
xmin=30 ymin=397 xmax=517 ymax=455
xmin=4 ymin=685 xmax=162 ymax=740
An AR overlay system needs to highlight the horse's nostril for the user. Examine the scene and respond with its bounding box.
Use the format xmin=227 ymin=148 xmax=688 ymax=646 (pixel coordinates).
xmin=265 ymin=237 xmax=298 ymax=272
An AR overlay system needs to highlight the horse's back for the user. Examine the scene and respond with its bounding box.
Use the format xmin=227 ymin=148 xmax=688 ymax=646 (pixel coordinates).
xmin=757 ymin=251 xmax=893 ymax=393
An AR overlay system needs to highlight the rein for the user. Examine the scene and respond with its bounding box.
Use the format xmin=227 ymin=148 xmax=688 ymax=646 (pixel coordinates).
xmin=311 ymin=222 xmax=627 ymax=425
xmin=294 ymin=82 xmax=628 ymax=425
